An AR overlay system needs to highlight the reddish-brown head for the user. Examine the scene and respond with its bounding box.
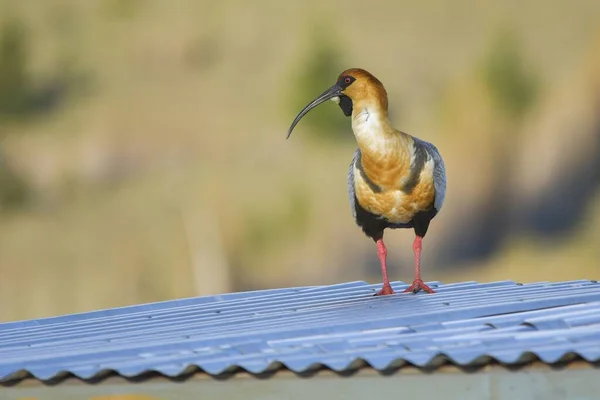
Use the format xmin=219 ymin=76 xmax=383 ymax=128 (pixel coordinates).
xmin=335 ymin=68 xmax=388 ymax=112
xmin=287 ymin=68 xmax=389 ymax=139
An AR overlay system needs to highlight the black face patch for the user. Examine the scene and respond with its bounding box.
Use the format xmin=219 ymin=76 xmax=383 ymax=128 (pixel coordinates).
xmin=338 ymin=95 xmax=353 ymax=116
xmin=338 ymin=75 xmax=356 ymax=89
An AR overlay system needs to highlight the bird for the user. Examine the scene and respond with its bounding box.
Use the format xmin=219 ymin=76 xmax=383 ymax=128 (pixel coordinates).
xmin=286 ymin=68 xmax=446 ymax=295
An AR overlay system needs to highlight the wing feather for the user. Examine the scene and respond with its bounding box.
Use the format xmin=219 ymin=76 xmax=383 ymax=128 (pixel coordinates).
xmin=347 ymin=149 xmax=360 ymax=218
xmin=414 ymin=138 xmax=446 ymax=212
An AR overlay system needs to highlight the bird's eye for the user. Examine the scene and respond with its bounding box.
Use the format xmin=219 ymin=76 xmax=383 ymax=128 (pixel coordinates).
xmin=344 ymin=77 xmax=351 ymax=84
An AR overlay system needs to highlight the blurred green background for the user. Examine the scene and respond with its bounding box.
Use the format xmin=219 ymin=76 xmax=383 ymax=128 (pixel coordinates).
xmin=0 ymin=0 xmax=599 ymax=322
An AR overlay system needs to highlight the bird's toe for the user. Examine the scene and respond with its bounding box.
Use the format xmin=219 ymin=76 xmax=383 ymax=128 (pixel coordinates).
xmin=403 ymin=279 xmax=436 ymax=294
xmin=374 ymin=284 xmax=395 ymax=296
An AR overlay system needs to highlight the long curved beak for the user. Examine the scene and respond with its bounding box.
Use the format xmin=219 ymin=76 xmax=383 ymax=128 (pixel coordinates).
xmin=286 ymin=83 xmax=342 ymax=139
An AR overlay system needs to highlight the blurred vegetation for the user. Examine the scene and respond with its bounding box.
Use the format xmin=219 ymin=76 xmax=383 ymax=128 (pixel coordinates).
xmin=0 ymin=0 xmax=598 ymax=322
xmin=286 ymin=25 xmax=351 ymax=143
xmin=0 ymin=13 xmax=90 ymax=210
xmin=482 ymin=28 xmax=540 ymax=122
xmin=0 ymin=17 xmax=31 ymax=210
xmin=455 ymin=27 xmax=543 ymax=263
xmin=0 ymin=18 xmax=30 ymax=119
xmin=0 ymin=14 xmax=88 ymax=121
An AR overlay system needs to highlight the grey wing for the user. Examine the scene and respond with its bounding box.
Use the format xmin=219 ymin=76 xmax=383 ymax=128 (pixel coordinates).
xmin=416 ymin=139 xmax=447 ymax=212
xmin=347 ymin=149 xmax=360 ymax=219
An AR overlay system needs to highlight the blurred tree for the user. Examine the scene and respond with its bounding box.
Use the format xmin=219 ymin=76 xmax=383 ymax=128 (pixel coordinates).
xmin=0 ymin=14 xmax=90 ymax=213
xmin=437 ymin=28 xmax=543 ymax=268
xmin=467 ymin=28 xmax=541 ymax=259
xmin=0 ymin=18 xmax=29 ymax=119
xmin=286 ymin=25 xmax=352 ymax=143
xmin=0 ymin=15 xmax=84 ymax=122
xmin=483 ymin=29 xmax=540 ymax=122
xmin=0 ymin=17 xmax=31 ymax=211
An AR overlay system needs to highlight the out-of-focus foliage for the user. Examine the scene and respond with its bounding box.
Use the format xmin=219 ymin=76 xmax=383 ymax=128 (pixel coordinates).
xmin=286 ymin=24 xmax=350 ymax=143
xmin=0 ymin=18 xmax=32 ymax=210
xmin=482 ymin=29 xmax=540 ymax=122
xmin=0 ymin=18 xmax=29 ymax=119
xmin=0 ymin=14 xmax=84 ymax=123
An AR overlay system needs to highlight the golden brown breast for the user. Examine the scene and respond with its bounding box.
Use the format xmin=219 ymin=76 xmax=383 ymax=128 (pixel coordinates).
xmin=354 ymin=148 xmax=436 ymax=224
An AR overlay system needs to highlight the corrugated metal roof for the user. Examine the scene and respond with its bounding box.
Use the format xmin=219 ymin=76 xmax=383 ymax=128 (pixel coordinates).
xmin=1 ymin=279 xmax=600 ymax=383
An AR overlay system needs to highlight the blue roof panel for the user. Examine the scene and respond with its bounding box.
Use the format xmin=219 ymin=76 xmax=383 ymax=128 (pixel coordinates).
xmin=1 ymin=280 xmax=599 ymax=382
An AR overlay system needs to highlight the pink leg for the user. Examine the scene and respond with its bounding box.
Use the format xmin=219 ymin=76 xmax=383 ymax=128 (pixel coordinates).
xmin=374 ymin=239 xmax=395 ymax=296
xmin=403 ymin=235 xmax=435 ymax=294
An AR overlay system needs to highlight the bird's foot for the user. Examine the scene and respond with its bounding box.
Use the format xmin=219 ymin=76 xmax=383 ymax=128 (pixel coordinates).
xmin=403 ymin=279 xmax=435 ymax=294
xmin=374 ymin=284 xmax=395 ymax=296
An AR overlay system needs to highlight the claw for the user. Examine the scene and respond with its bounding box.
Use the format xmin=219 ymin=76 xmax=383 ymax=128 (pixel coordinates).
xmin=403 ymin=279 xmax=435 ymax=294
xmin=374 ymin=284 xmax=395 ymax=296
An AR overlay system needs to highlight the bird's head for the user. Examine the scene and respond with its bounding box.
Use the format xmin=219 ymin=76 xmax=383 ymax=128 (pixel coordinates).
xmin=287 ymin=68 xmax=388 ymax=139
